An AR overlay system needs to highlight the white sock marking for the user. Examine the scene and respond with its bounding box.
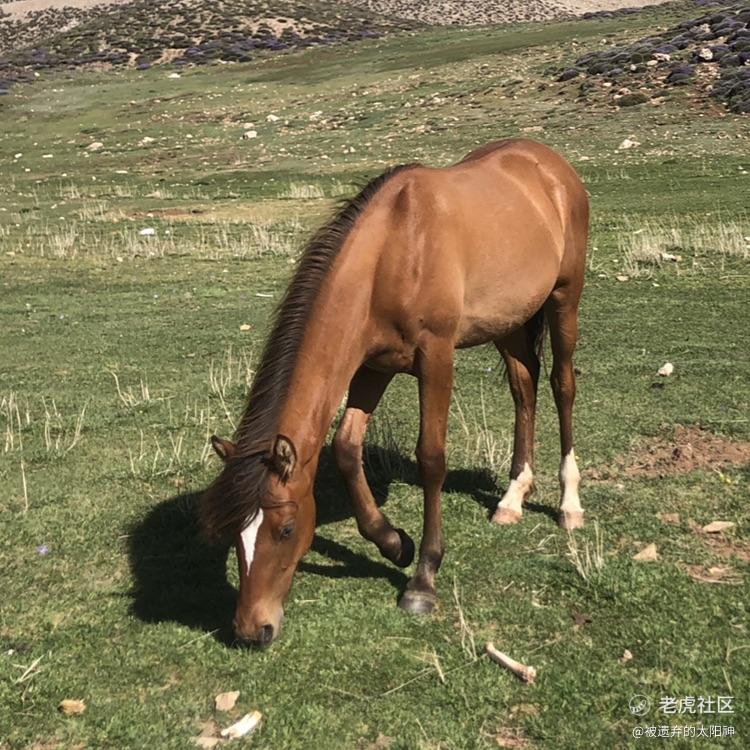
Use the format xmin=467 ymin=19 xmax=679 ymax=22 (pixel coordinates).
xmin=497 ymin=462 xmax=533 ymax=514
xmin=559 ymin=450 xmax=582 ymax=513
xmin=239 ymin=509 xmax=264 ymax=575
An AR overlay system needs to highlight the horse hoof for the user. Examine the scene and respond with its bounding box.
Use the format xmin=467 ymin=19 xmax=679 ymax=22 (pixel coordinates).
xmin=491 ymin=507 xmax=522 ymax=525
xmin=559 ymin=510 xmax=584 ymax=530
xmin=392 ymin=528 xmax=415 ymax=568
xmin=398 ymin=589 xmax=436 ymax=615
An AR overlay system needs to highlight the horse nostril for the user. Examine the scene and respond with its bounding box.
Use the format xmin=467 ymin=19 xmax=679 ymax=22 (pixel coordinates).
xmin=258 ymin=624 xmax=274 ymax=645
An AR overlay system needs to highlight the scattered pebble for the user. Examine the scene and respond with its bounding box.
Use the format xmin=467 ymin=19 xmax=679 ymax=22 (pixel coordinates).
xmin=633 ymin=543 xmax=658 ymax=562
xmin=214 ymin=690 xmax=240 ymax=712
xmin=657 ymin=362 xmax=674 ymax=377
xmin=702 ymin=521 xmax=736 ymax=534
xmin=59 ymin=699 xmax=86 ymax=716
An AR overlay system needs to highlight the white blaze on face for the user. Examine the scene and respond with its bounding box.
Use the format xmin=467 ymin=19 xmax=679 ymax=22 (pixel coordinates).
xmin=497 ymin=462 xmax=534 ymax=514
xmin=239 ymin=509 xmax=264 ymax=575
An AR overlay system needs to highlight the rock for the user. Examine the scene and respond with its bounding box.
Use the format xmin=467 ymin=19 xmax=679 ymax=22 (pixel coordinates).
xmin=657 ymin=362 xmax=674 ymax=377
xmin=266 ymin=114 xmax=279 ymax=122
xmin=702 ymin=521 xmax=736 ymax=533
xmin=633 ymin=543 xmax=658 ymax=562
xmin=698 ymin=47 xmax=714 ymax=61
xmin=242 ymin=130 xmax=258 ymax=140
xmin=59 ymin=699 xmax=86 ymax=715
xmin=214 ymin=690 xmax=240 ymax=711
xmin=86 ymin=142 xmax=104 ymax=151
xmin=618 ymin=138 xmax=640 ymax=150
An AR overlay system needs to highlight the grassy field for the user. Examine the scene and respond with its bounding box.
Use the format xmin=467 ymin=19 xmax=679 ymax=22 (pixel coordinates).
xmin=1 ymin=5 xmax=749 ymax=749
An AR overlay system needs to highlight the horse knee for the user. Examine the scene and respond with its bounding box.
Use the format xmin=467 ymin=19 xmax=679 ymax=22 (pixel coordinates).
xmin=415 ymin=445 xmax=446 ymax=483
xmin=333 ymin=430 xmax=362 ymax=476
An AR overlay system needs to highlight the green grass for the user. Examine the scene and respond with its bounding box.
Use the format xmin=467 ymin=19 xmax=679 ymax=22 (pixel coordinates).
xmin=1 ymin=6 xmax=749 ymax=749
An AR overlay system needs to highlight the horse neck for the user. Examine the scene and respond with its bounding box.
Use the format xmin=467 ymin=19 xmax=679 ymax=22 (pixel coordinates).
xmin=274 ymin=245 xmax=375 ymax=467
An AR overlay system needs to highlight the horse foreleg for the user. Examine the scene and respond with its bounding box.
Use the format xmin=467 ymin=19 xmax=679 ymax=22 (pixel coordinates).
xmin=491 ymin=320 xmax=542 ymax=525
xmin=546 ymin=289 xmax=584 ymax=530
xmin=398 ymin=339 xmax=453 ymax=615
xmin=333 ymin=366 xmax=415 ymax=568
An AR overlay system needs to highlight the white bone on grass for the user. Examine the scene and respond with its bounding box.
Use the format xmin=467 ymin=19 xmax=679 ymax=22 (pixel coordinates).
xmin=485 ymin=642 xmax=537 ymax=683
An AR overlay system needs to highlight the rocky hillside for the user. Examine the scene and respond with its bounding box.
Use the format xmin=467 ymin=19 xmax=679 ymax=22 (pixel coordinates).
xmin=557 ymin=1 xmax=750 ymax=113
xmin=0 ymin=0 xmax=415 ymax=78
xmin=345 ymin=0 xmax=567 ymax=26
xmin=344 ymin=0 xmax=676 ymax=26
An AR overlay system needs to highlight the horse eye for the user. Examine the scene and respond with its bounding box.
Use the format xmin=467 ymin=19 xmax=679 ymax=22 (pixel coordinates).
xmin=280 ymin=523 xmax=295 ymax=540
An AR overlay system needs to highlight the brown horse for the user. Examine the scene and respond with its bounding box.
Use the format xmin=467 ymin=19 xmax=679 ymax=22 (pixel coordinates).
xmin=201 ymin=139 xmax=589 ymax=646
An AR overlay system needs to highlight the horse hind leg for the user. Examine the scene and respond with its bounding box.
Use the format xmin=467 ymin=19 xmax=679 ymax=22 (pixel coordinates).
xmin=491 ymin=315 xmax=542 ymax=525
xmin=333 ymin=366 xmax=415 ymax=568
xmin=545 ymin=287 xmax=584 ymax=530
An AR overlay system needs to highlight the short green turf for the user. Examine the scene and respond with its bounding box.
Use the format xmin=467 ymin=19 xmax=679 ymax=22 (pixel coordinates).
xmin=1 ymin=4 xmax=748 ymax=749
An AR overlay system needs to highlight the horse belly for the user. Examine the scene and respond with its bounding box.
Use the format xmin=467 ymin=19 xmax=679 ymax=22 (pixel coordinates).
xmin=454 ymin=257 xmax=559 ymax=348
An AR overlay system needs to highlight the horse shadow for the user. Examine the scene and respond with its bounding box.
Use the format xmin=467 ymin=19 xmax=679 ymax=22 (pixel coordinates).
xmin=126 ymin=444 xmax=513 ymax=638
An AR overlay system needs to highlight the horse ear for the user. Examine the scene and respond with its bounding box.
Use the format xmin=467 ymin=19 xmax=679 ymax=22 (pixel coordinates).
xmin=271 ymin=434 xmax=297 ymax=482
xmin=211 ymin=435 xmax=237 ymax=462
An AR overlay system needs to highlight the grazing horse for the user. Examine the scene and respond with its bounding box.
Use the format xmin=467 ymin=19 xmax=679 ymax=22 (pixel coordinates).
xmin=201 ymin=139 xmax=589 ymax=646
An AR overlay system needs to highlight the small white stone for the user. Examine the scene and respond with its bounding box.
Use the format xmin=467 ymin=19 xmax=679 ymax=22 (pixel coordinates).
xmin=266 ymin=114 xmax=279 ymax=122
xmin=139 ymin=227 xmax=156 ymax=237
xmin=618 ymin=138 xmax=640 ymax=151
xmin=657 ymin=362 xmax=674 ymax=377
xmin=242 ymin=130 xmax=258 ymax=140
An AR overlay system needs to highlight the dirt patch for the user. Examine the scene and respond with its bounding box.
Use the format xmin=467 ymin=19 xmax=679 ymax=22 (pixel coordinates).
xmin=493 ymin=728 xmax=532 ymax=749
xmin=129 ymin=207 xmax=206 ymax=220
xmin=593 ymin=425 xmax=750 ymax=480
xmin=0 ymin=0 xmax=130 ymax=21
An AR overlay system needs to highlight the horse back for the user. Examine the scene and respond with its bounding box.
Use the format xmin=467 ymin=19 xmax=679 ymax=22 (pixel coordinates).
xmin=366 ymin=139 xmax=588 ymax=351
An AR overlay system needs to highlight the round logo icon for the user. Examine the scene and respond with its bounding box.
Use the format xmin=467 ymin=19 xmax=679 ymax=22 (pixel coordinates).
xmin=629 ymin=695 xmax=651 ymax=717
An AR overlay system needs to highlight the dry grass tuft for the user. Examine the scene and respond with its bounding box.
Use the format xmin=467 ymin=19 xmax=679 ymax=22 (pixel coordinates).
xmin=566 ymin=522 xmax=605 ymax=582
xmin=619 ymin=216 xmax=750 ymax=276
